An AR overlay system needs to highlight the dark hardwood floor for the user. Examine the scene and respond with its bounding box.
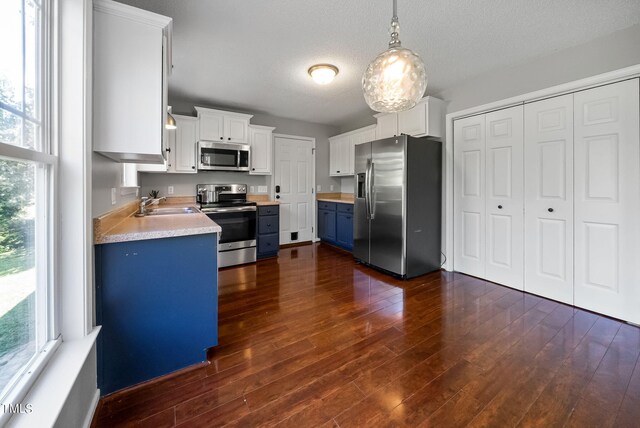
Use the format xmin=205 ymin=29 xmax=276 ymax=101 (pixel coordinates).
xmin=92 ymin=243 xmax=640 ymax=427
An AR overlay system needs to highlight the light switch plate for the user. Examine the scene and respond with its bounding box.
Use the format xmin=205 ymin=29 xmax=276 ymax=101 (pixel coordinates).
xmin=111 ymin=188 xmax=116 ymax=205
xmin=317 ymin=185 xmax=321 ymax=192
xmin=168 ymin=186 xmax=174 ymax=195
xmin=330 ymin=185 xmax=334 ymax=191
xmin=250 ymin=186 xmax=255 ymax=193
xmin=258 ymin=186 xmax=267 ymax=193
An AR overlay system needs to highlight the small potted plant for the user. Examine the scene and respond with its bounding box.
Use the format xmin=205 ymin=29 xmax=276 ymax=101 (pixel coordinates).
xmin=149 ymin=190 xmax=161 ymax=199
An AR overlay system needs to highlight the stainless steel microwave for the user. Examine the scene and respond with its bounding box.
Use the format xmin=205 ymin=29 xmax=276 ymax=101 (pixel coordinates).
xmin=198 ymin=141 xmax=250 ymax=171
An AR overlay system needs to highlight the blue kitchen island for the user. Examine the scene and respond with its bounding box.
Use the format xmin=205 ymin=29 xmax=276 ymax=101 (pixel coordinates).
xmin=94 ymin=208 xmax=220 ymax=396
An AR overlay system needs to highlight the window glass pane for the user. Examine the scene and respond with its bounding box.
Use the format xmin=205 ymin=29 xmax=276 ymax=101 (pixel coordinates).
xmin=0 ymin=0 xmax=24 ymax=111
xmin=0 ymin=159 xmax=36 ymax=396
xmin=24 ymin=0 xmax=41 ymax=122
xmin=24 ymin=120 xmax=40 ymax=152
xmin=0 ymin=109 xmax=24 ymax=148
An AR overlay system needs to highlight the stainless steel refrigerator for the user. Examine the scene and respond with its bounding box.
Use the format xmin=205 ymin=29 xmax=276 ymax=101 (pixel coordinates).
xmin=354 ymin=135 xmax=442 ymax=278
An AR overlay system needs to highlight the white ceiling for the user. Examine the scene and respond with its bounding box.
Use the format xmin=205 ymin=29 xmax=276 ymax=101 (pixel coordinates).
xmin=118 ymin=0 xmax=640 ymax=127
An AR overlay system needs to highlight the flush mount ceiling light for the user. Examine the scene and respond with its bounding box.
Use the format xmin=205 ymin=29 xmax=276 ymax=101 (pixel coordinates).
xmin=166 ymin=106 xmax=177 ymax=129
xmin=362 ymin=0 xmax=427 ymax=113
xmin=308 ymin=64 xmax=339 ymax=85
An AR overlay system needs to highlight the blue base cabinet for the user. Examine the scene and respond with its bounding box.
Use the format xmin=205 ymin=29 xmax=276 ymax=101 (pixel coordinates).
xmin=257 ymin=205 xmax=280 ymax=259
xmin=95 ymin=233 xmax=218 ymax=396
xmin=318 ymin=202 xmax=353 ymax=251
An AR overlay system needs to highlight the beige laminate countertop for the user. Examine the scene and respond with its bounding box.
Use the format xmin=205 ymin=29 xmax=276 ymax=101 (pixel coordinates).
xmin=316 ymin=197 xmax=354 ymax=205
xmin=94 ymin=202 xmax=221 ymax=245
xmin=254 ymin=200 xmax=280 ymax=206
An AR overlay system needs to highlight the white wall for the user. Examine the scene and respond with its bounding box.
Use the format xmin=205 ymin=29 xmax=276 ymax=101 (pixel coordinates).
xmin=436 ymin=25 xmax=640 ymax=114
xmin=92 ymin=153 xmax=139 ymax=216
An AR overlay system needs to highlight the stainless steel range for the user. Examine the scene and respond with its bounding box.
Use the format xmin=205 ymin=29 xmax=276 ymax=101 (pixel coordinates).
xmin=196 ymin=184 xmax=257 ymax=268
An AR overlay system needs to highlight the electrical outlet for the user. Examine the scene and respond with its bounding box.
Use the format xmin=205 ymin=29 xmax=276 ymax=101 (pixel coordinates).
xmin=111 ymin=188 xmax=116 ymax=205
xmin=168 ymin=186 xmax=174 ymax=195
xmin=330 ymin=185 xmax=334 ymax=191
xmin=317 ymin=185 xmax=321 ymax=192
xmin=250 ymin=186 xmax=255 ymax=194
xmin=258 ymin=186 xmax=267 ymax=193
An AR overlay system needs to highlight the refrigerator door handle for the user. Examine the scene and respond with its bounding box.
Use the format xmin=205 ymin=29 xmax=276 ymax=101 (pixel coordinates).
xmin=370 ymin=161 xmax=375 ymax=220
xmin=364 ymin=160 xmax=371 ymax=219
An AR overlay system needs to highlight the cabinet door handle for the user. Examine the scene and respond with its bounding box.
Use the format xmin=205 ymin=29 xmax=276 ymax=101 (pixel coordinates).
xmin=252 ymin=168 xmax=255 ymax=171
xmin=337 ymin=170 xmax=340 ymax=173
xmin=267 ymin=224 xmax=271 ymax=227
xmin=192 ymin=166 xmax=196 ymax=169
xmin=498 ymin=205 xmax=503 ymax=209
xmin=228 ymin=137 xmax=231 ymax=141
xmin=548 ymin=208 xmax=554 ymax=213
xmin=219 ymin=137 xmax=223 ymax=140
xmin=166 ymin=148 xmax=171 ymax=152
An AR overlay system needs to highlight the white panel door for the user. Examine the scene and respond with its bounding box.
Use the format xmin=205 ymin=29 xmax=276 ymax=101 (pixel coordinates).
xmin=274 ymin=136 xmax=314 ymax=245
xmin=485 ymin=105 xmax=524 ymax=289
xmin=454 ymin=114 xmax=486 ymax=277
xmin=574 ymin=79 xmax=640 ymax=323
xmin=524 ymin=94 xmax=574 ymax=304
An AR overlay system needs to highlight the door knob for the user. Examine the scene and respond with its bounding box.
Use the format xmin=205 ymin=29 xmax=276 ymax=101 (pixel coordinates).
xmin=276 ymin=195 xmax=280 ymax=199
xmin=498 ymin=205 xmax=503 ymax=209
xmin=548 ymin=208 xmax=554 ymax=213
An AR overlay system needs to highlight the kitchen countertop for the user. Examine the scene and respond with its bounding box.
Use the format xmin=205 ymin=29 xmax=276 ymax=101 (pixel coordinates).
xmin=316 ymin=192 xmax=354 ymax=205
xmin=254 ymin=200 xmax=280 ymax=206
xmin=94 ymin=200 xmax=221 ymax=245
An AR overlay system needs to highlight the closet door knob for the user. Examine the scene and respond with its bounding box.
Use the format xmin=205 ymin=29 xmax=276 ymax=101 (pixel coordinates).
xmin=548 ymin=208 xmax=554 ymax=213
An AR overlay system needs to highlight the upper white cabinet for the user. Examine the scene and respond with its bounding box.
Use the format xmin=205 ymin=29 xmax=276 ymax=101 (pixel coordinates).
xmin=173 ymin=115 xmax=198 ymax=173
xmin=375 ymin=97 xmax=444 ymax=140
xmin=195 ymin=107 xmax=252 ymax=143
xmin=93 ymin=0 xmax=172 ymax=163
xmin=138 ymin=114 xmax=198 ymax=173
xmin=375 ymin=113 xmax=398 ymax=140
xmin=329 ymin=125 xmax=376 ymax=177
xmin=248 ymin=125 xmax=275 ymax=175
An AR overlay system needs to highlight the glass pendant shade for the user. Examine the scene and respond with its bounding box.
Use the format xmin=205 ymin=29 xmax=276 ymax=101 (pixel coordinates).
xmin=362 ymin=47 xmax=427 ymax=113
xmin=362 ymin=0 xmax=427 ymax=113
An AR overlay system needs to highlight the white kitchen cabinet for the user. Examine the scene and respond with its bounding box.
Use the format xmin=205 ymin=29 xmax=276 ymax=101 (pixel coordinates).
xmin=173 ymin=115 xmax=198 ymax=173
xmin=138 ymin=114 xmax=198 ymax=173
xmin=329 ymin=125 xmax=376 ymax=177
xmin=195 ymin=107 xmax=252 ymax=143
xmin=375 ymin=96 xmax=444 ymax=140
xmin=375 ymin=113 xmax=398 ymax=140
xmin=93 ymin=0 xmax=172 ymax=163
xmin=248 ymin=125 xmax=275 ymax=175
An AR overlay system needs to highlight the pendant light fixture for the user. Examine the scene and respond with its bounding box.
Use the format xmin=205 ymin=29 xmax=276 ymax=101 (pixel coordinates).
xmin=362 ymin=0 xmax=427 ymax=113
xmin=166 ymin=106 xmax=177 ymax=130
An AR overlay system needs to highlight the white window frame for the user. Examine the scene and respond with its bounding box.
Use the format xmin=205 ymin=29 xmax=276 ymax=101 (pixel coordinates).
xmin=0 ymin=0 xmax=60 ymax=421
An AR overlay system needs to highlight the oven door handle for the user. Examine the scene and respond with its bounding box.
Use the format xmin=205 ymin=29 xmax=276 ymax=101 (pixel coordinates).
xmin=202 ymin=206 xmax=257 ymax=213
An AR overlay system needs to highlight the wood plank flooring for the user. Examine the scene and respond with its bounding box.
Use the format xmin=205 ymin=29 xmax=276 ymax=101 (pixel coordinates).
xmin=92 ymin=243 xmax=640 ymax=427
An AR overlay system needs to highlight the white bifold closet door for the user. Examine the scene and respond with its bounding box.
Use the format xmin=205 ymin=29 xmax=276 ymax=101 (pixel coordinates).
xmin=454 ymin=106 xmax=524 ymax=288
xmin=524 ymin=94 xmax=574 ymax=305
xmin=454 ymin=115 xmax=486 ymax=278
xmin=484 ymin=106 xmax=524 ymax=288
xmin=573 ymin=79 xmax=640 ymax=324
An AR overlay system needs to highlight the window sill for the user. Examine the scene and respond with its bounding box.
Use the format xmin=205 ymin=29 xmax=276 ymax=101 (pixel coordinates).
xmin=6 ymin=327 xmax=101 ymax=428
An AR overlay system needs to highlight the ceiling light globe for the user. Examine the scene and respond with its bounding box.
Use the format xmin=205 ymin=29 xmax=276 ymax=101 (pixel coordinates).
xmin=308 ymin=64 xmax=338 ymax=85
xmin=362 ymin=47 xmax=427 ymax=113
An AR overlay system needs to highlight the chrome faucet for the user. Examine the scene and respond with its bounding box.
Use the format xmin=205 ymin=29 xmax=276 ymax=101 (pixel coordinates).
xmin=135 ymin=196 xmax=166 ymax=217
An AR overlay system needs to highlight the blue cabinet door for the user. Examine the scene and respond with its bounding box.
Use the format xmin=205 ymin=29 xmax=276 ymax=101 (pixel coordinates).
xmin=318 ymin=209 xmax=336 ymax=243
xmin=336 ymin=211 xmax=354 ymax=251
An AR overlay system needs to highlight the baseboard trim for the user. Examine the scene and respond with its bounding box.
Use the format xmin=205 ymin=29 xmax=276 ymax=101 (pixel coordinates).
xmin=83 ymin=389 xmax=100 ymax=428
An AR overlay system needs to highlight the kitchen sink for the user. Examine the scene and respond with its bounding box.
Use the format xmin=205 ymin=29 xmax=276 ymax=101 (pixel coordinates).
xmin=143 ymin=207 xmax=200 ymax=216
